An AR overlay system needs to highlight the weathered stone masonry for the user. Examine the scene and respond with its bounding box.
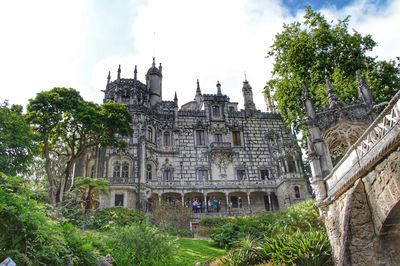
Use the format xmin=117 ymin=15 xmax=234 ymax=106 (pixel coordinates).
xmin=75 ymin=59 xmax=311 ymax=213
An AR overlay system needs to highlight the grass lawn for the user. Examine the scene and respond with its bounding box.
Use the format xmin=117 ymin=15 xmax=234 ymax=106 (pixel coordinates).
xmin=174 ymin=238 xmax=227 ymax=266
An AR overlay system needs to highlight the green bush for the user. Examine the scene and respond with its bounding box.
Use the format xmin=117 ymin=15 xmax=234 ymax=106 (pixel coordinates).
xmin=199 ymin=216 xmax=231 ymax=227
xmin=93 ymin=207 xmax=146 ymax=229
xmin=104 ymin=224 xmax=177 ymax=265
xmin=222 ymin=235 xmax=263 ymax=266
xmin=0 ymin=174 xmax=108 ymax=265
xmin=211 ymin=223 xmax=243 ymax=249
xmin=259 ymin=230 xmax=332 ymax=266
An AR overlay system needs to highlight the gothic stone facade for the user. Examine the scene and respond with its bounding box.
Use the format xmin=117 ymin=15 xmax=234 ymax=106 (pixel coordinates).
xmin=76 ymin=59 xmax=311 ymax=212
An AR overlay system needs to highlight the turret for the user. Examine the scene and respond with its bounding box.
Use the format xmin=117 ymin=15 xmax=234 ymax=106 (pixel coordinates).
xmin=146 ymin=57 xmax=163 ymax=107
xmin=134 ymin=65 xmax=137 ymax=80
xmin=242 ymin=79 xmax=256 ymax=111
xmin=356 ymin=71 xmax=373 ymax=108
xmin=216 ymin=81 xmax=222 ymax=95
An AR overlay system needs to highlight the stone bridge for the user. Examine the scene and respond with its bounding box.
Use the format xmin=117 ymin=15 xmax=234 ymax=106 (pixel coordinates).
xmin=313 ymin=92 xmax=400 ymax=265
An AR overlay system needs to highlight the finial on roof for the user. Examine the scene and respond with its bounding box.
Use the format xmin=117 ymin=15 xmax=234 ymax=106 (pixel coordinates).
xmin=159 ymin=63 xmax=162 ymax=73
xmin=216 ymin=81 xmax=222 ymax=95
xmin=107 ymin=71 xmax=111 ymax=84
xmin=244 ymin=72 xmax=247 ymax=82
xmin=134 ymin=65 xmax=137 ymax=80
xmin=174 ymin=91 xmax=178 ymax=107
xmin=196 ymin=79 xmax=201 ymax=94
xmin=302 ymin=85 xmax=316 ymax=119
xmin=326 ymin=77 xmax=338 ymax=108
xmin=152 ymin=57 xmax=156 ymax=67
xmin=117 ymin=64 xmax=121 ymax=81
xmin=356 ymin=70 xmax=373 ymax=108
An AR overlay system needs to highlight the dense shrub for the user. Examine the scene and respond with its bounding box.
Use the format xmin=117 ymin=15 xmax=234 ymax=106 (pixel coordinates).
xmin=105 ymin=224 xmax=177 ymax=265
xmin=259 ymin=230 xmax=332 ymax=266
xmin=93 ymin=207 xmax=146 ymax=229
xmin=222 ymin=235 xmax=262 ymax=266
xmin=211 ymin=223 xmax=243 ymax=249
xmin=0 ymin=174 xmax=107 ymax=265
xmin=199 ymin=216 xmax=231 ymax=227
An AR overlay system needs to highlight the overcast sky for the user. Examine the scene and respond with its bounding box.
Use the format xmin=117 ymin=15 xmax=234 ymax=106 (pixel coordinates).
xmin=0 ymin=0 xmax=398 ymax=111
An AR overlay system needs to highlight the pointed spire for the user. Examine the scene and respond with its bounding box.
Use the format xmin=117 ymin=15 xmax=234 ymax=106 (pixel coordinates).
xmin=159 ymin=63 xmax=162 ymax=74
xmin=356 ymin=71 xmax=373 ymax=108
xmin=196 ymin=79 xmax=201 ymax=95
xmin=216 ymin=81 xmax=222 ymax=95
xmin=244 ymin=72 xmax=247 ymax=82
xmin=326 ymin=77 xmax=338 ymax=108
xmin=152 ymin=57 xmax=156 ymax=67
xmin=107 ymin=71 xmax=111 ymax=84
xmin=174 ymin=91 xmax=178 ymax=107
xmin=134 ymin=65 xmax=137 ymax=80
xmin=117 ymin=64 xmax=121 ymax=81
xmin=302 ymin=85 xmax=316 ymax=119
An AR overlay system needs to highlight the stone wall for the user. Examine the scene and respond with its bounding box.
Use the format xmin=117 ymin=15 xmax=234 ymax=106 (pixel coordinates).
xmin=322 ymin=147 xmax=400 ymax=265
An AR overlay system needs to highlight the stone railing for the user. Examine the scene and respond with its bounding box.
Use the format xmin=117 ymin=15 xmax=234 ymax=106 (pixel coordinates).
xmin=210 ymin=142 xmax=232 ymax=151
xmin=146 ymin=179 xmax=276 ymax=189
xmin=325 ymin=92 xmax=400 ymax=198
xmin=275 ymin=173 xmax=305 ymax=184
xmin=107 ymin=177 xmax=137 ymax=186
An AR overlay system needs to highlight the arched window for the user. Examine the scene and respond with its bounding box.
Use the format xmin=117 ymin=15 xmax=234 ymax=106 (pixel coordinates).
xmin=111 ymin=160 xmax=130 ymax=178
xmin=147 ymin=127 xmax=153 ymax=142
xmin=294 ymin=186 xmax=301 ymax=198
xmin=146 ymin=164 xmax=152 ymax=180
xmin=121 ymin=162 xmax=129 ymax=178
xmin=163 ymin=131 xmax=171 ymax=146
xmin=287 ymin=156 xmax=296 ymax=173
xmin=113 ymin=161 xmax=121 ymax=178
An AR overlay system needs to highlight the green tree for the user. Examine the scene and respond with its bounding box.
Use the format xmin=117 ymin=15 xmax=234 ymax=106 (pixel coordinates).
xmin=0 ymin=102 xmax=36 ymax=176
xmin=266 ymin=7 xmax=400 ymax=129
xmin=26 ymin=87 xmax=133 ymax=205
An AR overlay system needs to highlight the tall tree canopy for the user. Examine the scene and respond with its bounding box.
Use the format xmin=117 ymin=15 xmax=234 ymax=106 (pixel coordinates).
xmin=266 ymin=7 xmax=400 ymax=129
xmin=0 ymin=102 xmax=36 ymax=176
xmin=27 ymin=87 xmax=133 ymax=204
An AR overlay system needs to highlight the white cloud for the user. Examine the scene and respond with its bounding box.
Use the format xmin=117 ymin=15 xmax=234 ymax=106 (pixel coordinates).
xmin=1 ymin=0 xmax=399 ymax=110
xmin=0 ymin=0 xmax=87 ymax=107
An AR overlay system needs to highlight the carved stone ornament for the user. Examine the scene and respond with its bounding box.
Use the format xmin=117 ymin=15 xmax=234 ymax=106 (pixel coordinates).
xmin=211 ymin=152 xmax=233 ymax=174
xmin=211 ymin=124 xmax=227 ymax=134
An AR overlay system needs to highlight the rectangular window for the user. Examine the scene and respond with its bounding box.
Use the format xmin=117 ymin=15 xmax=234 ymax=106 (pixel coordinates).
xmin=163 ymin=131 xmax=171 ymax=146
xmin=114 ymin=194 xmax=124 ymax=207
xmin=214 ymin=134 xmax=223 ymax=143
xmin=163 ymin=169 xmax=172 ymax=181
xmin=229 ymin=106 xmax=235 ymax=112
xmin=212 ymin=106 xmax=221 ymax=117
xmin=195 ymin=130 xmax=205 ymax=146
xmin=232 ymin=131 xmax=241 ymax=146
xmin=260 ymin=169 xmax=269 ymax=180
xmin=197 ymin=169 xmax=208 ymax=181
xmin=236 ymin=169 xmax=245 ymax=181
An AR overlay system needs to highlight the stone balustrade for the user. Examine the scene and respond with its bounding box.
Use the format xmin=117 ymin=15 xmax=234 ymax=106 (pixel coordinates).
xmin=146 ymin=179 xmax=276 ymax=189
xmin=324 ymin=92 xmax=400 ymax=199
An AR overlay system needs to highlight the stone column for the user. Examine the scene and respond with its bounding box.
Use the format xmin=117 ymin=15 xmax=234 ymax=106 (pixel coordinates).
xmin=204 ymin=194 xmax=208 ymax=213
xmin=226 ymin=194 xmax=229 ymax=212
xmin=247 ymin=193 xmax=251 ymax=213
xmin=268 ymin=192 xmax=272 ymax=211
xmin=158 ymin=195 xmax=162 ymax=205
xmin=181 ymin=194 xmax=185 ymax=207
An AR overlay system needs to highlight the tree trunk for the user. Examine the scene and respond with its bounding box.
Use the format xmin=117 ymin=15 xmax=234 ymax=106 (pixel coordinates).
xmin=85 ymin=186 xmax=94 ymax=213
xmin=44 ymin=135 xmax=57 ymax=204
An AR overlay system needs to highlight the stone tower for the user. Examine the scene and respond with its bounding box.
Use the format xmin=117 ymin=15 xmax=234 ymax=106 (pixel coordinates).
xmin=242 ymin=79 xmax=256 ymax=112
xmin=146 ymin=57 xmax=162 ymax=107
